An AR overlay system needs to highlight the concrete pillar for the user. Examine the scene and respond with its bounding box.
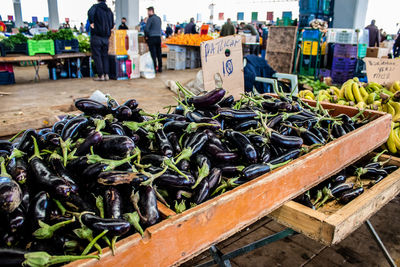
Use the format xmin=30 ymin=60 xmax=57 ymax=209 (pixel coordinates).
xmin=47 ymin=0 xmax=60 ymax=30
xmin=13 ymin=0 xmax=23 ymax=28
xmin=332 ymin=0 xmax=369 ymax=29
xmin=115 ymin=0 xmax=139 ymax=29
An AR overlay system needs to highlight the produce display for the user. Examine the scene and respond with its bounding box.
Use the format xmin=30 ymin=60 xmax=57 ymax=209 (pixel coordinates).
xmin=76 ymin=35 xmax=90 ymax=53
xmin=0 ymin=33 xmax=28 ymax=49
xmin=0 ymin=87 xmax=373 ymax=265
xmin=165 ymin=34 xmax=213 ymax=46
xmin=299 ymin=76 xmax=330 ymax=93
xmin=295 ymin=152 xmax=398 ymax=209
xmin=297 ymin=78 xmax=400 ymax=156
xmin=31 ymin=29 xmax=75 ymax=41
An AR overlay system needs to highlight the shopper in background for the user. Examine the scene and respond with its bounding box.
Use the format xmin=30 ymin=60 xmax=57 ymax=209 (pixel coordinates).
xmin=175 ymin=22 xmax=181 ymax=34
xmin=184 ymin=18 xmax=197 ymax=34
xmin=118 ymin=17 xmax=129 ymax=30
xmin=393 ymin=34 xmax=400 ymax=58
xmin=144 ymin=6 xmax=163 ymax=73
xmin=79 ymin=22 xmax=85 ymax=33
xmin=365 ymin=20 xmax=380 ymax=47
xmin=166 ymin=24 xmax=173 ymax=38
xmin=220 ymin=18 xmax=235 ymax=37
xmin=260 ymin=25 xmax=269 ymax=59
xmin=239 ymin=22 xmax=259 ymax=55
xmin=88 ymin=0 xmax=114 ymax=81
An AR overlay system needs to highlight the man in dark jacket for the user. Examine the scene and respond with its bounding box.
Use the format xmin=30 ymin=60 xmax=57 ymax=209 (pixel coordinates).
xmin=184 ymin=18 xmax=197 ymax=34
xmin=166 ymin=24 xmax=173 ymax=38
xmin=144 ymin=6 xmax=162 ymax=73
xmin=365 ymin=20 xmax=380 ymax=47
xmin=88 ymin=0 xmax=114 ymax=81
xmin=220 ymin=18 xmax=235 ymax=37
xmin=118 ymin=17 xmax=128 ymax=30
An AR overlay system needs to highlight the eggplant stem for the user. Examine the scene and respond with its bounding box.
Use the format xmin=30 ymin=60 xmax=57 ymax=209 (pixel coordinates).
xmin=53 ymin=199 xmax=67 ymax=216
xmin=372 ymin=150 xmax=388 ymax=163
xmin=176 ymin=81 xmax=195 ymax=97
xmin=192 ymin=162 xmax=210 ymax=189
xmin=81 ymin=230 xmax=108 ymax=256
xmin=154 ymin=185 xmax=170 ymax=208
xmin=29 ymin=136 xmax=43 ymax=161
xmin=8 ymin=129 xmax=26 ymax=142
xmin=123 ymin=212 xmax=145 ymax=236
xmin=111 ymin=236 xmax=119 ymax=256
xmin=0 ymin=157 xmax=11 ymax=178
xmin=140 ymin=166 xmax=168 ymax=186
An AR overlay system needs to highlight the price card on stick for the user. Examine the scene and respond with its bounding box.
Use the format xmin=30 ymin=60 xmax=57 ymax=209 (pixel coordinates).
xmin=364 ymin=58 xmax=400 ymax=86
xmin=200 ymin=35 xmax=244 ymax=99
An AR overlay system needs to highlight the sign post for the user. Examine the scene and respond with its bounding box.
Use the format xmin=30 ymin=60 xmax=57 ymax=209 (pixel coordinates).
xmin=364 ymin=58 xmax=400 ymax=86
xmin=200 ymin=35 xmax=244 ymax=99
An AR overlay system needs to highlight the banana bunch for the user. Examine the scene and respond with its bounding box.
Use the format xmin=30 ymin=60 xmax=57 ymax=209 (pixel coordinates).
xmin=384 ymin=122 xmax=400 ymax=154
xmin=297 ymin=89 xmax=315 ymax=100
xmin=389 ymin=81 xmax=400 ymax=93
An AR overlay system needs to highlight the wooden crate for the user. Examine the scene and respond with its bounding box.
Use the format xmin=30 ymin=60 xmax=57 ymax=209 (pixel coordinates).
xmin=266 ymin=26 xmax=297 ymax=73
xmin=270 ymin=154 xmax=400 ymax=245
xmin=68 ymin=103 xmax=391 ymax=267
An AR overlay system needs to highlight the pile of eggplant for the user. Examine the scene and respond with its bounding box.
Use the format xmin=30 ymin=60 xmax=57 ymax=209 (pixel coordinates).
xmin=0 ymin=87 xmax=371 ymax=266
xmin=295 ymin=151 xmax=398 ymax=210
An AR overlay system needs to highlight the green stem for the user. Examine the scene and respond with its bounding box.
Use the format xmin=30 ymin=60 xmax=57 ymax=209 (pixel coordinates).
xmin=87 ymin=150 xmax=139 ymax=171
xmin=174 ymin=147 xmax=193 ymax=165
xmin=163 ymin=157 xmax=189 ymax=180
xmin=93 ymin=195 xmax=105 ymax=218
xmin=23 ymin=252 xmax=99 ymax=267
xmin=185 ymin=122 xmax=217 ymax=133
xmin=123 ymin=118 xmax=166 ymax=132
xmin=33 ymin=218 xmax=76 ymax=239
xmin=372 ymin=150 xmax=388 ymax=163
xmin=111 ymin=236 xmax=119 ymax=256
xmin=0 ymin=157 xmax=11 ymax=178
xmin=123 ymin=212 xmax=144 ymax=236
xmin=8 ymin=129 xmax=25 ymax=142
xmin=8 ymin=148 xmax=26 ymax=161
xmin=29 ymin=136 xmax=42 ymax=161
xmin=81 ymin=230 xmax=108 ymax=256
xmin=176 ymin=81 xmax=195 ymax=97
xmin=192 ymin=162 xmax=210 ymax=189
xmin=53 ymin=199 xmax=66 ymax=216
xmin=140 ymin=166 xmax=168 ymax=186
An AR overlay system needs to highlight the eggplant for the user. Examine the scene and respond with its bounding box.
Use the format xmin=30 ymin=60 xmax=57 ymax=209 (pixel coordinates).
xmin=163 ymin=121 xmax=189 ymax=133
xmin=138 ymin=186 xmax=160 ymax=226
xmin=218 ymin=108 xmax=257 ymax=120
xmin=260 ymin=145 xmax=271 ymax=163
xmin=104 ymin=187 xmax=122 ymax=219
xmin=192 ymin=179 xmax=209 ymax=204
xmin=0 ymin=177 xmax=22 ymax=213
xmin=81 ymin=213 xmax=130 ymax=236
xmin=207 ymin=168 xmax=222 ymax=192
xmin=234 ymin=120 xmax=259 ymax=131
xmin=52 ymin=120 xmax=66 ymax=135
xmin=331 ymin=183 xmax=354 ymax=197
xmin=29 ymin=191 xmax=50 ymax=228
xmin=156 ymin=173 xmax=195 ymax=189
xmin=75 ymin=131 xmax=103 ymax=156
xmin=266 ymin=115 xmax=283 ymax=129
xmin=219 ymin=95 xmax=235 ymax=108
xmin=268 ymin=149 xmax=301 ymax=165
xmin=75 ymin=98 xmax=109 ymax=115
xmin=339 ymin=187 xmax=364 ymax=204
xmin=383 ymin=165 xmax=398 ymax=174
xmin=332 ymin=124 xmax=347 ymax=138
xmin=0 ymin=140 xmax=13 ymax=153
xmin=16 ymin=129 xmax=37 ymax=154
xmin=7 ymin=157 xmax=29 ymax=185
xmin=96 ymin=135 xmax=135 ymax=158
xmin=49 ymin=155 xmax=79 ymax=193
xmin=359 ymin=167 xmax=387 ymax=179
xmin=155 ymin=129 xmax=173 ymax=158
xmin=8 ymin=207 xmax=25 ymax=233
xmin=241 ymin=160 xmax=290 ymax=181
xmin=124 ymin=99 xmax=139 ymax=110
xmin=113 ymin=105 xmax=132 ymax=121
xmin=270 ymin=131 xmax=303 ymax=149
xmin=108 ymin=122 xmax=126 ymax=136
xmin=187 ymin=88 xmax=226 ymax=108
xmin=97 ymin=171 xmax=140 ymax=185
xmin=184 ymin=132 xmax=209 ymax=155
xmin=166 ymin=132 xmax=181 ymax=155
xmin=218 ymin=165 xmax=243 ymax=177
xmin=225 ymin=130 xmax=257 ymax=164
xmin=60 ymin=116 xmax=89 ymax=141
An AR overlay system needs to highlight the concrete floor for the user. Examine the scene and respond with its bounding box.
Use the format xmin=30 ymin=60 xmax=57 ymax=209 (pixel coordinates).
xmin=1 ymin=65 xmax=399 ymax=266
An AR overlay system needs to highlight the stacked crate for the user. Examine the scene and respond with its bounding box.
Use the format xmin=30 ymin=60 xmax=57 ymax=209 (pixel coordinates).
xmin=167 ymin=45 xmax=186 ymax=70
xmin=185 ymin=47 xmax=200 ymax=69
xmin=298 ymin=0 xmax=334 ymax=28
xmin=126 ymin=30 xmax=140 ymax=79
xmin=109 ymin=55 xmax=129 ymax=80
xmin=331 ymin=44 xmax=357 ymax=84
xmin=0 ymin=63 xmax=15 ymax=85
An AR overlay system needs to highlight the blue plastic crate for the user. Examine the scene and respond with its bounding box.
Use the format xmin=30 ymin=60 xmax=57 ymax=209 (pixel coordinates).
xmin=0 ymin=71 xmax=15 ymax=85
xmin=331 ymin=69 xmax=354 ymax=84
xmin=303 ymin=29 xmax=320 ymax=41
xmin=332 ymin=57 xmax=357 ymax=71
xmin=333 ymin=44 xmax=358 ymax=58
xmin=299 ymin=0 xmax=319 ymax=14
xmin=55 ymin=39 xmax=79 ymax=54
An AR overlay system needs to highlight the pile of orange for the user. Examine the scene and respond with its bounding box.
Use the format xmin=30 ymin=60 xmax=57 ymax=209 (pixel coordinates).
xmin=166 ymin=34 xmax=213 ymax=46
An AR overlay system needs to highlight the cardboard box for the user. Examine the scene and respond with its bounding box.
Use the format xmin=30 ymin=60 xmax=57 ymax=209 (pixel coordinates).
xmin=366 ymin=47 xmax=389 ymax=58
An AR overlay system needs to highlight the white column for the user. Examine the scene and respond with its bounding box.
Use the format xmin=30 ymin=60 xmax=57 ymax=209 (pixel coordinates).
xmin=13 ymin=0 xmax=23 ymax=28
xmin=332 ymin=0 xmax=369 ymax=29
xmin=47 ymin=0 xmax=60 ymax=30
xmin=115 ymin=0 xmax=139 ymax=29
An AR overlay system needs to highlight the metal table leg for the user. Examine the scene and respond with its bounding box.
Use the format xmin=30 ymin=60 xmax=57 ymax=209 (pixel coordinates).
xmin=196 ymin=228 xmax=297 ymax=267
xmin=33 ymin=60 xmax=41 ymax=82
xmin=365 ymin=220 xmax=397 ymax=267
xmin=77 ymin=57 xmax=82 ymax=78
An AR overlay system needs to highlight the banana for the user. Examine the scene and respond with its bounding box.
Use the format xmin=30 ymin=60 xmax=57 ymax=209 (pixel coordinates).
xmin=393 ymin=127 xmax=400 ymax=151
xmin=366 ymin=92 xmax=376 ymax=104
xmin=387 ymin=125 xmax=397 ymax=154
xmin=355 ymin=102 xmax=367 ymax=110
xmin=393 ymin=81 xmax=400 ymax=91
xmin=305 ymin=95 xmax=314 ymax=100
xmin=344 ymin=82 xmax=355 ymax=102
xmin=305 ymin=91 xmax=315 ymax=100
xmin=359 ymin=86 xmax=369 ymax=101
xmin=330 ymin=86 xmax=340 ymax=96
xmin=386 ymin=102 xmax=396 ymax=118
xmin=382 ymin=103 xmax=388 ymax=113
xmin=337 ymin=100 xmax=347 ymax=105
xmin=390 ymin=100 xmax=400 ymax=122
xmin=390 ymin=83 xmax=397 ymax=93
xmin=352 ymin=82 xmax=364 ymax=103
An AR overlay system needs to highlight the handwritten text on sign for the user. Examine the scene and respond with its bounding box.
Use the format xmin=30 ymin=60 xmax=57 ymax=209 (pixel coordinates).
xmin=364 ymin=58 xmax=400 ymax=85
xmin=201 ymin=35 xmax=244 ymax=99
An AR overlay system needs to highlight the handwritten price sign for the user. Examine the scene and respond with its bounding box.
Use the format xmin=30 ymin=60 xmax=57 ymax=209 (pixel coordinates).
xmin=201 ymin=35 xmax=244 ymax=98
xmin=364 ymin=58 xmax=400 ymax=86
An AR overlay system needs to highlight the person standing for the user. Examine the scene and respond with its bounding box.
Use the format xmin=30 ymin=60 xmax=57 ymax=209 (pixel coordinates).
xmin=88 ymin=0 xmax=114 ymax=81
xmin=220 ymin=18 xmax=235 ymax=37
xmin=79 ymin=22 xmax=85 ymax=33
xmin=175 ymin=22 xmax=181 ymax=34
xmin=184 ymin=18 xmax=197 ymax=34
xmin=365 ymin=20 xmax=380 ymax=47
xmin=144 ymin=6 xmax=162 ymax=73
xmin=118 ymin=17 xmax=128 ymax=30
xmin=166 ymin=24 xmax=173 ymax=38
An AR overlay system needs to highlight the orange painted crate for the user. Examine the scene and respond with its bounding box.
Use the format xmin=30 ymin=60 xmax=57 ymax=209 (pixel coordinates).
xmin=108 ymin=30 xmax=128 ymax=56
xmin=69 ymin=102 xmax=391 ymax=267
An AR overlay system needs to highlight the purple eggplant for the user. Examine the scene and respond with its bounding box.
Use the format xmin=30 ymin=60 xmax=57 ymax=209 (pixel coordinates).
xmin=75 ymin=131 xmax=103 ymax=156
xmin=241 ymin=160 xmax=290 ymax=181
xmin=0 ymin=177 xmax=22 ymax=214
xmin=270 ymin=131 xmax=303 ymax=149
xmin=218 ymin=108 xmax=257 ymax=120
xmin=124 ymin=99 xmax=138 ymax=110
xmin=339 ymin=187 xmax=364 ymax=204
xmin=75 ymin=98 xmax=109 ymax=116
xmin=225 ymin=130 xmax=257 ymax=164
xmin=155 ymin=128 xmax=173 ymax=158
xmin=104 ymin=187 xmax=122 ymax=219
xmin=60 ymin=116 xmax=89 ymax=141
xmin=81 ymin=213 xmax=130 ymax=236
xmin=156 ymin=173 xmax=195 ymax=189
xmin=97 ymin=171 xmax=140 ymax=185
xmin=96 ymin=135 xmax=135 ymax=158
xmin=187 ymin=88 xmax=226 ymax=108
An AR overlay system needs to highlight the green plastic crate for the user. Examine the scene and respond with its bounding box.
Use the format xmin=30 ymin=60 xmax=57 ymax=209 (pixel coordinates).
xmin=358 ymin=44 xmax=367 ymax=58
xmin=276 ymin=17 xmax=294 ymax=26
xmin=28 ymin=40 xmax=55 ymax=56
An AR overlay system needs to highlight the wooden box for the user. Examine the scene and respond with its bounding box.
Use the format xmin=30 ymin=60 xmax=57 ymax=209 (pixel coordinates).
xmin=69 ymin=103 xmax=391 ymax=267
xmin=270 ymin=154 xmax=400 ymax=245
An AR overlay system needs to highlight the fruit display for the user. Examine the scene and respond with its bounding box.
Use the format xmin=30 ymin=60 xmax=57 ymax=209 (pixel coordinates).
xmin=295 ymin=152 xmax=398 ymax=209
xmin=165 ymin=34 xmax=213 ymax=46
xmin=298 ymin=79 xmax=400 ymax=155
xmin=0 ymin=85 xmax=373 ymax=265
xmin=299 ymin=76 xmax=330 ymax=92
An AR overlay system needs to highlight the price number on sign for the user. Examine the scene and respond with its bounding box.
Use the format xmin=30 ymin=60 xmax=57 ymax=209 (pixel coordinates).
xmin=222 ymin=59 xmax=234 ymax=77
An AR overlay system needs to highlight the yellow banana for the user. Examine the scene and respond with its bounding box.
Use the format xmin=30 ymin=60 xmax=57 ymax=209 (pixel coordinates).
xmin=344 ymin=82 xmax=355 ymax=102
xmin=393 ymin=127 xmax=400 ymax=151
xmin=393 ymin=81 xmax=400 ymax=91
xmin=359 ymin=86 xmax=369 ymax=101
xmin=390 ymin=83 xmax=397 ymax=93
xmin=386 ymin=102 xmax=396 ymax=118
xmin=305 ymin=95 xmax=314 ymax=100
xmin=387 ymin=125 xmax=397 ymax=154
xmin=390 ymin=100 xmax=400 ymax=122
xmin=353 ymin=77 xmax=359 ymax=83
xmin=355 ymin=102 xmax=367 ymax=110
xmin=366 ymin=92 xmax=376 ymax=104
xmin=305 ymin=91 xmax=315 ymax=100
xmin=382 ymin=103 xmax=388 ymax=113
xmin=352 ymin=82 xmax=364 ymax=103
xmin=337 ymin=100 xmax=347 ymax=105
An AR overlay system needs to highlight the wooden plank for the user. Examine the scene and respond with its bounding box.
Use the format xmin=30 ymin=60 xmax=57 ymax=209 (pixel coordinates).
xmin=0 ymin=55 xmax=53 ymax=62
xmin=266 ymin=26 xmax=297 ymax=73
xmin=271 ymin=154 xmax=400 ymax=246
xmin=67 ymin=107 xmax=391 ymax=267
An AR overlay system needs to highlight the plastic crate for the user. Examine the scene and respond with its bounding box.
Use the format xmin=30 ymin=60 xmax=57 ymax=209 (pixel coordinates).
xmin=333 ymin=44 xmax=357 ymax=58
xmin=167 ymin=45 xmax=186 ymax=53
xmin=303 ymin=29 xmax=320 ymax=41
xmin=276 ymin=17 xmax=294 ymax=26
xmin=27 ymin=40 xmax=55 ymax=56
xmin=54 ymin=39 xmax=79 ymax=54
xmin=319 ymin=68 xmax=331 ymax=77
xmin=318 ymin=0 xmax=333 ymax=15
xmin=332 ymin=57 xmax=357 ymax=71
xmin=167 ymin=59 xmax=186 ymax=70
xmin=128 ymin=53 xmax=140 ymax=79
xmin=126 ymin=30 xmax=139 ymax=55
xmin=299 ymin=14 xmax=314 ymax=28
xmin=299 ymin=0 xmax=319 ymax=14
xmin=109 ymin=55 xmax=129 ymax=80
xmin=358 ymin=44 xmax=367 ymax=58
xmin=186 ymin=59 xmax=200 ymax=69
xmin=0 ymin=63 xmax=13 ymax=73
xmin=0 ymin=71 xmax=15 ymax=85
xmin=327 ymin=29 xmax=369 ymax=45
xmin=0 ymin=42 xmax=28 ymax=56
xmin=168 ymin=51 xmax=186 ymax=62
xmin=108 ymin=30 xmax=128 ymax=56
xmin=331 ymin=69 xmax=354 ymax=84
xmin=48 ymin=58 xmax=81 ymax=80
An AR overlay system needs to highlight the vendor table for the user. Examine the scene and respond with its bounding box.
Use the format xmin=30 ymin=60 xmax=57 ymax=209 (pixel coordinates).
xmin=0 ymin=52 xmax=90 ymax=82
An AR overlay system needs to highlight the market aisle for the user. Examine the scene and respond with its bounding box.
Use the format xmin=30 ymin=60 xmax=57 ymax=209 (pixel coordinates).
xmin=182 ymin=196 xmax=400 ymax=266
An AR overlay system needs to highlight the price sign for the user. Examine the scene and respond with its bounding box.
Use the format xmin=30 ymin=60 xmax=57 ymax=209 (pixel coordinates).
xmin=200 ymin=35 xmax=244 ymax=98
xmin=364 ymin=58 xmax=400 ymax=86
